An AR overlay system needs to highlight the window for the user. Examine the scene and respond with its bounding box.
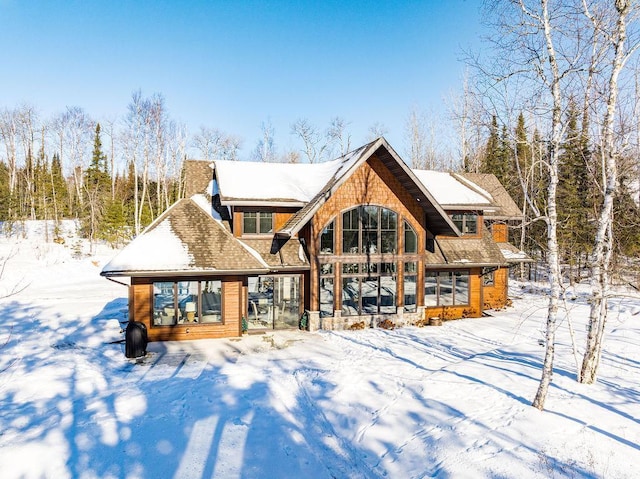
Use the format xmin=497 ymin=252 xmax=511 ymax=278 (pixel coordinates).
xmin=404 ymin=221 xmax=417 ymax=254
xmin=152 ymin=279 xmax=222 ymax=326
xmin=248 ymin=275 xmax=301 ymax=330
xmin=319 ymin=263 xmax=334 ymax=317
xmin=341 ymin=206 xmax=397 ymax=254
xmin=451 ymin=213 xmax=478 ymax=235
xmin=404 ymin=262 xmax=417 ymax=312
xmin=320 ymin=221 xmax=334 ymax=254
xmin=482 ymin=267 xmax=495 ymax=286
xmin=243 ymin=211 xmax=273 ymax=235
xmin=342 ymin=208 xmax=359 ymax=253
xmin=424 ymin=270 xmax=470 ymax=306
xmin=341 ymin=262 xmax=397 ymax=316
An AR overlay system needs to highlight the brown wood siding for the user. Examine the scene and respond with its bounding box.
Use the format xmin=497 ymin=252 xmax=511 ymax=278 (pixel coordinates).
xmin=130 ymin=276 xmax=243 ymax=341
xmin=309 ymin=154 xmax=427 ymax=312
xmin=233 ymin=206 xmax=298 ymax=237
xmin=492 ymin=223 xmax=508 ymax=242
xmin=482 ymin=266 xmax=509 ymax=309
xmin=423 ymin=267 xmax=483 ymax=319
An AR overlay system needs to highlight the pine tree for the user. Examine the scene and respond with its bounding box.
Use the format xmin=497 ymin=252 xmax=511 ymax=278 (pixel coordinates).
xmin=86 ymin=123 xmax=110 ymax=191
xmin=558 ymin=103 xmax=593 ymax=282
xmin=82 ymin=123 xmax=111 ymax=243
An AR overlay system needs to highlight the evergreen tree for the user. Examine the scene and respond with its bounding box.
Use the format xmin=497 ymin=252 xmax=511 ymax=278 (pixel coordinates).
xmin=557 ymin=103 xmax=593 ymax=281
xmin=82 ymin=123 xmax=111 ymax=242
xmin=50 ymin=153 xmax=69 ymax=220
xmin=86 ymin=123 xmax=110 ymax=191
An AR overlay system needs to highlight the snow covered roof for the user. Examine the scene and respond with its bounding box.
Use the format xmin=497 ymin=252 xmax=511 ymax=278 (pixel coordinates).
xmin=411 ymin=170 xmax=493 ymax=208
xmin=458 ymin=173 xmax=523 ymax=219
xmin=213 ymin=142 xmax=371 ymax=205
xmin=275 ymin=138 xmax=460 ymax=237
xmin=101 ymin=197 xmax=309 ymax=277
xmin=498 ymin=242 xmax=533 ymax=263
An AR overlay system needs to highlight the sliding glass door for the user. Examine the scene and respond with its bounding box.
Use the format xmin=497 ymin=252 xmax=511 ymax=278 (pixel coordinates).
xmin=247 ymin=275 xmax=301 ymax=330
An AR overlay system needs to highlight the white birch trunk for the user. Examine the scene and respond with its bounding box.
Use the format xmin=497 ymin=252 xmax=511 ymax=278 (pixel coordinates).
xmin=532 ymin=0 xmax=564 ymax=411
xmin=580 ymin=0 xmax=630 ymax=384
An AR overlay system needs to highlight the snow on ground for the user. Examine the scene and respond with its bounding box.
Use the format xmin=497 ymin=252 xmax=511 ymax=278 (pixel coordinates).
xmin=1 ymin=221 xmax=639 ymax=478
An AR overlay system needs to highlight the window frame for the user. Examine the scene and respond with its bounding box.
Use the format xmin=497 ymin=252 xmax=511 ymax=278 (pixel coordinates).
xmin=424 ymin=270 xmax=470 ymax=307
xmin=152 ymin=279 xmax=224 ymax=327
xmin=341 ymin=261 xmax=397 ymax=316
xmin=341 ymin=206 xmax=397 ymax=254
xmin=451 ymin=213 xmax=478 ymax=235
xmin=243 ymin=211 xmax=274 ymax=235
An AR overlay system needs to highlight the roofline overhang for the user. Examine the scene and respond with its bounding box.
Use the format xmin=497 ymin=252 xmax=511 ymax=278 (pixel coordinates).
xmin=504 ymin=258 xmax=534 ymax=264
xmin=220 ymin=199 xmax=307 ymax=207
xmin=276 ymin=138 xmax=462 ymax=238
xmin=425 ymin=262 xmax=507 ymax=269
xmin=101 ymin=265 xmax=310 ymax=278
xmin=485 ymin=215 xmax=525 ymax=221
xmin=101 ymin=268 xmax=271 ymax=278
xmin=441 ymin=204 xmax=492 ymax=211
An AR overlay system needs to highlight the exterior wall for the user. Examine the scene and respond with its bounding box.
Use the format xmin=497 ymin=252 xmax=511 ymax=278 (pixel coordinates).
xmin=491 ymin=222 xmax=508 ymax=242
xmin=305 ymin=154 xmax=485 ymax=330
xmin=482 ymin=267 xmax=510 ymax=309
xmin=130 ymin=276 xmax=242 ymax=341
xmin=233 ymin=206 xmax=298 ymax=237
xmin=424 ymin=267 xmax=483 ymax=320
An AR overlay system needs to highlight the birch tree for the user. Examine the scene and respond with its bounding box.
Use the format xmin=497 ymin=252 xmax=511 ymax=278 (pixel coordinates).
xmin=252 ymin=120 xmax=277 ymax=163
xmin=0 ymin=107 xmax=19 ymax=196
xmin=291 ymin=118 xmax=331 ymax=163
xmin=579 ymin=0 xmax=639 ymax=384
xmin=481 ymin=0 xmax=584 ymax=410
xmin=326 ymin=116 xmax=352 ymax=156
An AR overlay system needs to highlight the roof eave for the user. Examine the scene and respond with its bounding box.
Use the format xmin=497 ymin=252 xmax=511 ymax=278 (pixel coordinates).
xmin=101 ymin=268 xmax=272 ymax=278
xmin=220 ymin=198 xmax=307 ymax=207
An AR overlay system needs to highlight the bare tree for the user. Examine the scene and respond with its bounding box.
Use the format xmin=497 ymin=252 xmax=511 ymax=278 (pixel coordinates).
xmin=579 ymin=0 xmax=640 ymax=384
xmin=252 ymin=119 xmax=277 ymax=163
xmin=192 ymin=126 xmax=242 ymax=161
xmin=404 ymin=107 xmax=442 ymax=170
xmin=326 ymin=116 xmax=352 ymax=156
xmin=291 ymin=118 xmax=331 ymax=163
xmin=449 ymin=72 xmax=488 ymax=172
xmin=367 ymin=122 xmax=388 ymax=141
xmin=0 ymin=107 xmax=19 ymax=196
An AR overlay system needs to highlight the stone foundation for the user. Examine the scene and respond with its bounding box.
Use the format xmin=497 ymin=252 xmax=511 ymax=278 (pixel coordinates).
xmin=306 ymin=306 xmax=426 ymax=332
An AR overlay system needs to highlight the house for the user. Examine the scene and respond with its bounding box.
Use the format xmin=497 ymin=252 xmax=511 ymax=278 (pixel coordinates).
xmin=101 ymin=138 xmax=529 ymax=341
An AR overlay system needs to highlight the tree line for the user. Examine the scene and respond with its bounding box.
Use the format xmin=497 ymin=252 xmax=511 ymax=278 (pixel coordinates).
xmin=0 ymin=93 xmax=463 ymax=246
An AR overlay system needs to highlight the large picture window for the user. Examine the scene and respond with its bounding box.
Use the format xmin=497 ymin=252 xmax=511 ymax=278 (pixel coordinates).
xmin=319 ymin=206 xmax=423 ymax=317
xmin=424 ymin=270 xmax=470 ymax=306
xmin=341 ymin=206 xmax=397 ymax=254
xmin=153 ymin=279 xmax=223 ymax=326
xmin=342 ymin=262 xmax=397 ymax=316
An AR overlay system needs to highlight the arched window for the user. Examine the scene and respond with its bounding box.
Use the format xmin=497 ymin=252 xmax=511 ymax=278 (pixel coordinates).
xmin=404 ymin=221 xmax=417 ymax=254
xmin=319 ymin=220 xmax=334 ymax=254
xmin=341 ymin=206 xmax=397 ymax=254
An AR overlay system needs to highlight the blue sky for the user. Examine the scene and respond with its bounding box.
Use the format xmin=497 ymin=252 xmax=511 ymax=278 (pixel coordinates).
xmin=0 ymin=0 xmax=484 ymax=158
